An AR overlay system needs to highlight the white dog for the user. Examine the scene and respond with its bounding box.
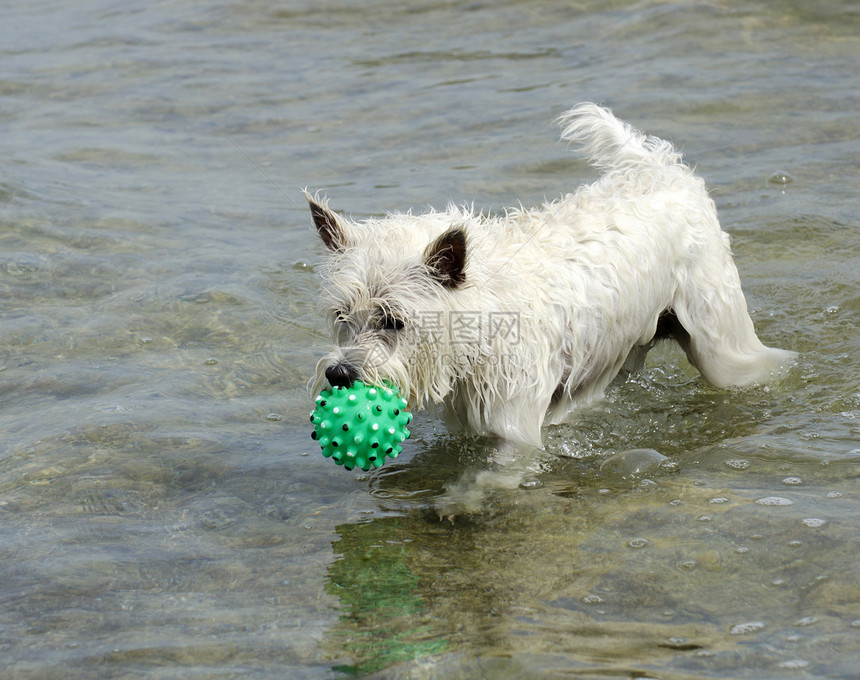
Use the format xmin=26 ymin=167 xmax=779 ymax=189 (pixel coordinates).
xmin=308 ymin=104 xmax=795 ymax=507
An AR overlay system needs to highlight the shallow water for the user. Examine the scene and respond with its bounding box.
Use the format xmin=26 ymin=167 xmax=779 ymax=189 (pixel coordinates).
xmin=2 ymin=1 xmax=859 ymax=678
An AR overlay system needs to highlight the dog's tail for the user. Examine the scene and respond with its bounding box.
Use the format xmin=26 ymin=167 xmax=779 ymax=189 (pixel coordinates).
xmin=556 ymin=103 xmax=682 ymax=172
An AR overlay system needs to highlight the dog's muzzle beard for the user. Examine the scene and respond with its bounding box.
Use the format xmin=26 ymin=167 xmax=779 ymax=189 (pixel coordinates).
xmin=318 ymin=332 xmax=406 ymax=392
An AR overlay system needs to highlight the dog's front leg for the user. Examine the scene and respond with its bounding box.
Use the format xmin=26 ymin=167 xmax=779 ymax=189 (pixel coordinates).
xmin=435 ymin=439 xmax=547 ymax=521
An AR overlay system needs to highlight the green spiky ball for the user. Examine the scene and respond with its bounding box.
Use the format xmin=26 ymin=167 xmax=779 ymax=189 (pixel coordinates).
xmin=310 ymin=381 xmax=412 ymax=471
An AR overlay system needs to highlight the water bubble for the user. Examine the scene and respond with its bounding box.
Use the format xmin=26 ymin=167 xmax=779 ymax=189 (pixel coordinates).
xmin=628 ymin=537 xmax=649 ymax=549
xmin=826 ymin=491 xmax=843 ymax=498
xmin=795 ymin=616 xmax=818 ymax=626
xmin=778 ymin=659 xmax=809 ymax=670
xmin=519 ymin=479 xmax=543 ymax=490
xmin=709 ymin=497 xmax=730 ymax=504
xmin=725 ymin=459 xmax=750 ymax=470
xmin=730 ymin=621 xmax=765 ymax=635
xmin=781 ymin=477 xmax=802 ymax=485
xmin=697 ymin=515 xmax=713 ymax=522
xmin=755 ymin=496 xmax=793 ymax=506
xmin=802 ymin=518 xmax=826 ymax=528
xmin=203 ymin=357 xmax=219 ymax=365
xmin=582 ymin=594 xmax=605 ymax=604
xmin=768 ymin=171 xmax=794 ymax=184
xmin=265 ymin=413 xmax=283 ymax=422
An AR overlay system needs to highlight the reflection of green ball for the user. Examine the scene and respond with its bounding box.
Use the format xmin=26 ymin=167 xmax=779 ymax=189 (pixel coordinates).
xmin=310 ymin=381 xmax=412 ymax=471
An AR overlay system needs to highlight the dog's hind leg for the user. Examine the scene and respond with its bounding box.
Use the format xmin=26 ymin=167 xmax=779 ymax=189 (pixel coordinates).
xmin=671 ymin=236 xmax=796 ymax=388
xmin=621 ymin=310 xmax=689 ymax=376
xmin=622 ymin=343 xmax=653 ymax=375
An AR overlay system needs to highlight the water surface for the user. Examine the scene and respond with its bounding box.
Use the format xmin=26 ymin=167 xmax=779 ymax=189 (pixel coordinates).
xmin=1 ymin=1 xmax=859 ymax=678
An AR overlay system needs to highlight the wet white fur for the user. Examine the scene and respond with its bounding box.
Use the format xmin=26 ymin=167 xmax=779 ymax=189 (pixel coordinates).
xmin=311 ymin=103 xmax=796 ymax=450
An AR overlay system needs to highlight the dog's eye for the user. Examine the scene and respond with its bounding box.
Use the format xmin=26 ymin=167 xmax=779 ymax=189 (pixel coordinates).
xmin=333 ymin=310 xmax=349 ymax=325
xmin=379 ymin=313 xmax=404 ymax=332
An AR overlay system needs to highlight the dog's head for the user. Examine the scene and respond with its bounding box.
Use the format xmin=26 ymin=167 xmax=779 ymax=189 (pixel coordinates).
xmin=307 ymin=192 xmax=469 ymax=407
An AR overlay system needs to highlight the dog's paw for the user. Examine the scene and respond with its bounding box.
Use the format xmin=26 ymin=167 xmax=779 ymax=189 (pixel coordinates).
xmin=434 ymin=488 xmax=484 ymax=523
xmin=434 ymin=469 xmax=524 ymax=522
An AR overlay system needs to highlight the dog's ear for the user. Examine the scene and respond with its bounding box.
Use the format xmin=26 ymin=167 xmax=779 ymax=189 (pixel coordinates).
xmin=305 ymin=190 xmax=347 ymax=252
xmin=425 ymin=227 xmax=467 ymax=288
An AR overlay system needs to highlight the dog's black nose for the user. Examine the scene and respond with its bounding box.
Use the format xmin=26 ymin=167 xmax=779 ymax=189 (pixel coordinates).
xmin=325 ymin=363 xmax=356 ymax=388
